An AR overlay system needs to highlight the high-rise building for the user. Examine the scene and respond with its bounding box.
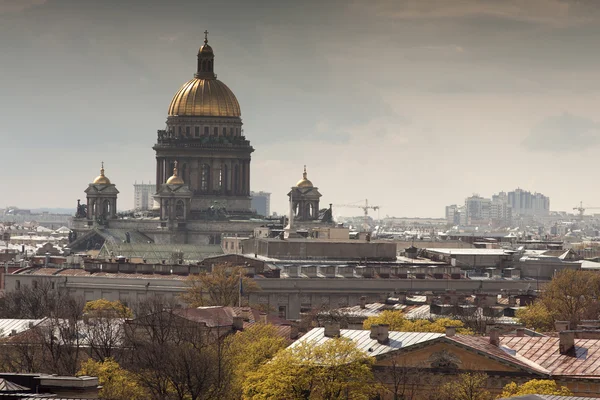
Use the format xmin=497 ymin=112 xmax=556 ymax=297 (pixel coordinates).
xmin=507 ymin=189 xmax=549 ymax=216
xmin=465 ymin=195 xmax=491 ymax=223
xmin=250 ymin=191 xmax=271 ymax=217
xmin=133 ymin=183 xmax=157 ymax=211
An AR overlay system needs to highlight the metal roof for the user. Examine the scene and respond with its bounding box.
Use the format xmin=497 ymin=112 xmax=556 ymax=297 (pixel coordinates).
xmin=290 ymin=328 xmax=443 ymax=357
xmin=426 ymin=248 xmax=515 ymax=256
xmin=501 ymin=336 xmax=600 ymax=377
xmin=0 ymin=319 xmax=45 ymax=338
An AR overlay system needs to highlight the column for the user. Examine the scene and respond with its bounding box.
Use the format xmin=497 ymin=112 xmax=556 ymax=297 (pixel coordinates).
xmin=156 ymin=158 xmax=161 ymax=191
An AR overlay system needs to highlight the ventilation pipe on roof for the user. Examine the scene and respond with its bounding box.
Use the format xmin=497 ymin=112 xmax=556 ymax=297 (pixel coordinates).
xmin=559 ymin=331 xmax=575 ymax=355
xmin=259 ymin=312 xmax=267 ymax=324
xmin=445 ymin=326 xmax=456 ymax=337
xmin=555 ymin=321 xmax=569 ymax=332
xmin=359 ymin=296 xmax=366 ymax=309
xmin=324 ymin=321 xmax=340 ymax=338
xmin=516 ymin=328 xmax=525 ymax=337
xmin=232 ymin=316 xmax=243 ymax=331
xmin=377 ymin=324 xmax=389 ymax=344
xmin=489 ymin=327 xmax=500 ymax=347
xmin=370 ymin=324 xmax=379 ymax=340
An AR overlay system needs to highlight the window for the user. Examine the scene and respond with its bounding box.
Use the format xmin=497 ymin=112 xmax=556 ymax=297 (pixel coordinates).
xmin=200 ymin=164 xmax=210 ymax=191
xmin=185 ymin=126 xmax=190 ymax=135
xmin=278 ymin=306 xmax=287 ymax=319
xmin=15 ymin=280 xmax=20 ymax=290
xmin=32 ymin=280 xmax=38 ymax=289
xmin=178 ymin=126 xmax=182 ymax=134
xmin=204 ymin=126 xmax=209 ymax=135
xmin=195 ymin=126 xmax=200 ymax=137
xmin=236 ymin=128 xmax=240 ymax=135
xmin=213 ymin=127 xmax=218 ymax=136
xmin=222 ymin=127 xmax=226 ymax=136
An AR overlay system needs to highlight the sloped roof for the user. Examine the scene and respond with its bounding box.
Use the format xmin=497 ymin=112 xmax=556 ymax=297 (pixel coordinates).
xmin=0 ymin=378 xmax=29 ymax=392
xmin=99 ymin=242 xmax=223 ymax=263
xmin=501 ymin=336 xmax=600 ymax=377
xmin=500 ymin=396 xmax=594 ymax=400
xmin=290 ymin=328 xmax=443 ymax=358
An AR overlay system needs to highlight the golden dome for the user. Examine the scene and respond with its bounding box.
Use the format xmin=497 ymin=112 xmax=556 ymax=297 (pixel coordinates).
xmin=166 ymin=161 xmax=185 ymax=185
xmin=93 ymin=162 xmax=111 ymax=185
xmin=168 ymin=78 xmax=241 ymax=117
xmin=296 ymin=166 xmax=313 ymax=188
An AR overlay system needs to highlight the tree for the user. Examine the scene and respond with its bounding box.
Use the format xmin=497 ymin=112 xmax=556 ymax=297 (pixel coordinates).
xmin=515 ymin=301 xmax=554 ymax=332
xmin=78 ymin=358 xmax=147 ymax=400
xmin=225 ymin=323 xmax=288 ymax=399
xmin=243 ymin=337 xmax=378 ymax=400
xmin=437 ymin=373 xmax=491 ymax=400
xmin=363 ymin=311 xmax=473 ymax=334
xmin=517 ymin=270 xmax=600 ymax=330
xmin=124 ymin=297 xmax=231 ymax=400
xmin=181 ymin=263 xmax=260 ymax=307
xmin=82 ymin=299 xmax=132 ymax=362
xmin=84 ymin=299 xmax=133 ymax=318
xmin=499 ymin=379 xmax=572 ymax=398
xmin=376 ymin=358 xmax=421 ymax=400
xmin=0 ymin=278 xmax=60 ymax=318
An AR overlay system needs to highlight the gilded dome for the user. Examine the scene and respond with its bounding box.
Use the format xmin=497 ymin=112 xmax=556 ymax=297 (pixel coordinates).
xmin=168 ymin=78 xmax=241 ymax=117
xmin=93 ymin=163 xmax=111 ymax=185
xmin=166 ymin=161 xmax=185 ymax=185
xmin=296 ymin=166 xmax=313 ymax=188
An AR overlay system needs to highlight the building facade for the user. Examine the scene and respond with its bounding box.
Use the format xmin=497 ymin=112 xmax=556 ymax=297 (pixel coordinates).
xmin=133 ymin=183 xmax=157 ymax=210
xmin=250 ymin=191 xmax=271 ymax=217
xmin=153 ymin=32 xmax=254 ymax=217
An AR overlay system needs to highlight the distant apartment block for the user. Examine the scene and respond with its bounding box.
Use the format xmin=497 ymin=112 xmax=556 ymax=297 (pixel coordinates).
xmin=133 ymin=183 xmax=157 ymax=211
xmin=250 ymin=191 xmax=271 ymax=217
xmin=508 ymin=188 xmax=550 ymax=216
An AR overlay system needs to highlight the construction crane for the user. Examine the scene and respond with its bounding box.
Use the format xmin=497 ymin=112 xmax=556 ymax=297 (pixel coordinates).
xmin=573 ymin=201 xmax=600 ymax=219
xmin=334 ymin=199 xmax=380 ymax=232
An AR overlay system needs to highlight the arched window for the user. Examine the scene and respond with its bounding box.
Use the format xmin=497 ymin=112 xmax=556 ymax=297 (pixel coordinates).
xmin=307 ymin=203 xmax=314 ymax=218
xmin=200 ymin=164 xmax=210 ymax=192
xmin=175 ymin=200 xmax=184 ymax=219
xmin=103 ymin=200 xmax=111 ymax=217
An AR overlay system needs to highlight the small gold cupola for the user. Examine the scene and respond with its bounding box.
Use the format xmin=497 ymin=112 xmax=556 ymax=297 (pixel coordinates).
xmin=166 ymin=161 xmax=185 ymax=185
xmin=296 ymin=165 xmax=313 ymax=188
xmin=92 ymin=162 xmax=111 ymax=185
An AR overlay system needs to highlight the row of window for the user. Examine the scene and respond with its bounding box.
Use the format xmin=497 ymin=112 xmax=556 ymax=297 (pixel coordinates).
xmin=171 ymin=126 xmax=241 ymax=138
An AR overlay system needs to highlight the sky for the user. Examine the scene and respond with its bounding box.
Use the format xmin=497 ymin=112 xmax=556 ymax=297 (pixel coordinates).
xmin=1 ymin=0 xmax=600 ymax=217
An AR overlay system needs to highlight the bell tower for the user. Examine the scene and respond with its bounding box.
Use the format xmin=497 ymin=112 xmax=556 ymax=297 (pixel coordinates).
xmin=84 ymin=162 xmax=119 ymax=225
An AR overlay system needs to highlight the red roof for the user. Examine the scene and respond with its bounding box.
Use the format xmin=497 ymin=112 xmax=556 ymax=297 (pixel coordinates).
xmin=501 ymin=336 xmax=600 ymax=377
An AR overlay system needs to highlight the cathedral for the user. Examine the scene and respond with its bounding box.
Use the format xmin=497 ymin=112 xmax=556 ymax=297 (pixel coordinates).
xmin=70 ymin=34 xmax=332 ymax=248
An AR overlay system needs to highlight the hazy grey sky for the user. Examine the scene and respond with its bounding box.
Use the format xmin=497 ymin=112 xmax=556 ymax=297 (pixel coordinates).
xmin=2 ymin=0 xmax=600 ymax=217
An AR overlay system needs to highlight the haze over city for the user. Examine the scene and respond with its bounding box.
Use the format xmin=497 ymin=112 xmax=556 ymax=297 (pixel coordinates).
xmin=2 ymin=0 xmax=600 ymax=216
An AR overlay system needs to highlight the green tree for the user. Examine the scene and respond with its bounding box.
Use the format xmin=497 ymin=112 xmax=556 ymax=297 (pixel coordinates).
xmin=84 ymin=299 xmax=133 ymax=318
xmin=225 ymin=324 xmax=288 ymax=399
xmin=515 ymin=301 xmax=554 ymax=332
xmin=363 ymin=311 xmax=472 ymax=334
xmin=78 ymin=358 xmax=147 ymax=400
xmin=243 ymin=337 xmax=378 ymax=400
xmin=437 ymin=373 xmax=491 ymax=400
xmin=517 ymin=270 xmax=600 ymax=330
xmin=499 ymin=379 xmax=572 ymax=398
xmin=181 ymin=263 xmax=260 ymax=307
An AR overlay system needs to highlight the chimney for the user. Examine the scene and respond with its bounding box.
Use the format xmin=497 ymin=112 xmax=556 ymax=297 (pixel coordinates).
xmin=259 ymin=312 xmax=268 ymax=324
xmin=516 ymin=328 xmax=525 ymax=337
xmin=232 ymin=316 xmax=244 ymax=331
xmin=559 ymin=331 xmax=575 ymax=355
xmin=359 ymin=296 xmax=366 ymax=309
xmin=489 ymin=328 xmax=500 ymax=347
xmin=445 ymin=326 xmax=456 ymax=337
xmin=370 ymin=324 xmax=379 ymax=340
xmin=324 ymin=321 xmax=340 ymax=338
xmin=241 ymin=307 xmax=251 ymax=321
xmin=377 ymin=324 xmax=389 ymax=344
xmin=555 ymin=321 xmax=569 ymax=332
